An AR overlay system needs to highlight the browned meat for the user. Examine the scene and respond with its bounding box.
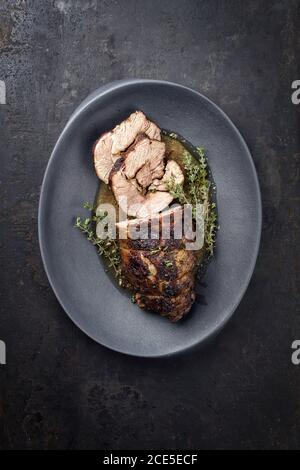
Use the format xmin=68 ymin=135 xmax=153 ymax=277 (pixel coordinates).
xmin=135 ymin=162 xmax=152 ymax=188
xmin=145 ymin=121 xmax=161 ymax=140
xmin=110 ymin=158 xmax=173 ymax=218
xmin=94 ymin=111 xmax=161 ymax=183
xmin=111 ymin=111 xmax=161 ymax=154
xmin=149 ymin=160 xmax=184 ymax=191
xmin=150 ymin=160 xmax=165 ymax=180
xmin=118 ymin=208 xmax=198 ymax=321
xmin=116 ymin=205 xmax=183 ymax=238
xmin=93 ymin=131 xmax=118 ymax=184
xmin=109 ymin=158 xmax=145 ymax=216
xmin=138 ymin=192 xmax=174 ymax=218
xmin=135 ymin=290 xmax=196 ymax=322
xmin=123 ymin=136 xmax=165 ymax=180
xmin=93 ymin=111 xmax=199 ymax=322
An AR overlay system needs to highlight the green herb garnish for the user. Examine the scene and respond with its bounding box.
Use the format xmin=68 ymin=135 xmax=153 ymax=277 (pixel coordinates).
xmin=75 ymin=203 xmax=123 ymax=284
xmin=83 ymin=201 xmax=95 ymax=211
xmin=164 ymin=260 xmax=173 ymax=268
xmin=166 ymin=146 xmax=217 ymax=256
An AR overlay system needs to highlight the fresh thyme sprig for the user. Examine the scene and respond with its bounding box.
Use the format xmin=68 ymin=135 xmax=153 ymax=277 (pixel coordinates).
xmin=75 ymin=204 xmax=123 ymax=284
xmin=166 ymin=176 xmax=189 ymax=206
xmin=166 ymin=146 xmax=217 ymax=256
xmin=83 ymin=201 xmax=95 ymax=211
xmin=206 ymin=201 xmax=217 ymax=256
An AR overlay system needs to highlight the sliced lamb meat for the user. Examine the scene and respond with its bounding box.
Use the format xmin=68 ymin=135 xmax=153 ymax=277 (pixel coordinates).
xmin=123 ymin=136 xmax=165 ymax=180
xmin=150 ymin=160 xmax=165 ymax=180
xmin=110 ymin=158 xmax=173 ymax=218
xmin=116 ymin=205 xmax=183 ymax=240
xmin=145 ymin=121 xmax=161 ymax=140
xmin=93 ymin=111 xmax=161 ymax=183
xmin=149 ymin=160 xmax=184 ymax=192
xmin=93 ymin=132 xmax=118 ymax=184
xmin=137 ymin=192 xmax=173 ymax=218
xmin=135 ymin=162 xmax=152 ymax=188
xmin=109 ymin=158 xmax=145 ymax=217
xmin=111 ymin=111 xmax=161 ymax=154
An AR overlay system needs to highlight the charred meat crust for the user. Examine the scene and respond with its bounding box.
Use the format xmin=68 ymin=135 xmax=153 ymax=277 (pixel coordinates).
xmin=120 ymin=238 xmax=184 ymax=251
xmin=119 ymin=235 xmax=198 ymax=321
xmin=135 ymin=290 xmax=196 ymax=322
xmin=117 ymin=205 xmax=198 ymax=321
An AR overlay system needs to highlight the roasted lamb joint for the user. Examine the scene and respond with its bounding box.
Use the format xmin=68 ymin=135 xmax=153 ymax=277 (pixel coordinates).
xmin=117 ymin=208 xmax=198 ymax=322
xmin=92 ymin=111 xmax=205 ymax=321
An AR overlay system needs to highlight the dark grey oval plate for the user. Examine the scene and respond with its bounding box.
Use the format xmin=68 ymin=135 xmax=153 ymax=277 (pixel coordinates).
xmin=38 ymin=79 xmax=261 ymax=358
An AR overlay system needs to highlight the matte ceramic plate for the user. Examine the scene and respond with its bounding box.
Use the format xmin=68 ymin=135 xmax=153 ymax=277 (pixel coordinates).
xmin=38 ymin=79 xmax=261 ymax=357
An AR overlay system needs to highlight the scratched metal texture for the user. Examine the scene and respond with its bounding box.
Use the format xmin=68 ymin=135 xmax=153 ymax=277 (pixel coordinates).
xmin=0 ymin=0 xmax=299 ymax=450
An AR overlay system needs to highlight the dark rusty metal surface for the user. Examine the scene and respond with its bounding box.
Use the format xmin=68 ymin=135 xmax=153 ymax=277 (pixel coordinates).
xmin=0 ymin=0 xmax=299 ymax=450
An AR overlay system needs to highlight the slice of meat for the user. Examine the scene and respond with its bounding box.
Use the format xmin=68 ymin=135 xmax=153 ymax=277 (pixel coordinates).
xmin=116 ymin=206 xmax=182 ymax=232
xmin=93 ymin=111 xmax=161 ymax=183
xmin=149 ymin=160 xmax=184 ymax=191
xmin=110 ymin=159 xmax=173 ymax=218
xmin=111 ymin=111 xmax=161 ymax=154
xmin=93 ymin=132 xmax=118 ymax=184
xmin=123 ymin=136 xmax=165 ymax=180
xmin=150 ymin=160 xmax=165 ymax=180
xmin=146 ymin=121 xmax=161 ymax=140
xmin=135 ymin=162 xmax=152 ymax=188
xmin=109 ymin=159 xmax=145 ymax=217
xmin=137 ymin=192 xmax=173 ymax=218
xmin=116 ymin=206 xmax=184 ymax=245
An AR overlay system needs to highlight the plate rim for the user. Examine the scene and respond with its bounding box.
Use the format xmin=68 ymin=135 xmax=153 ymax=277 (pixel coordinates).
xmin=38 ymin=79 xmax=262 ymax=358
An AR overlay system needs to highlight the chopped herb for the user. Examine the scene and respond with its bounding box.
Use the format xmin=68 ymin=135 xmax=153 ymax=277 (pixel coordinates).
xmin=164 ymin=260 xmax=173 ymax=268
